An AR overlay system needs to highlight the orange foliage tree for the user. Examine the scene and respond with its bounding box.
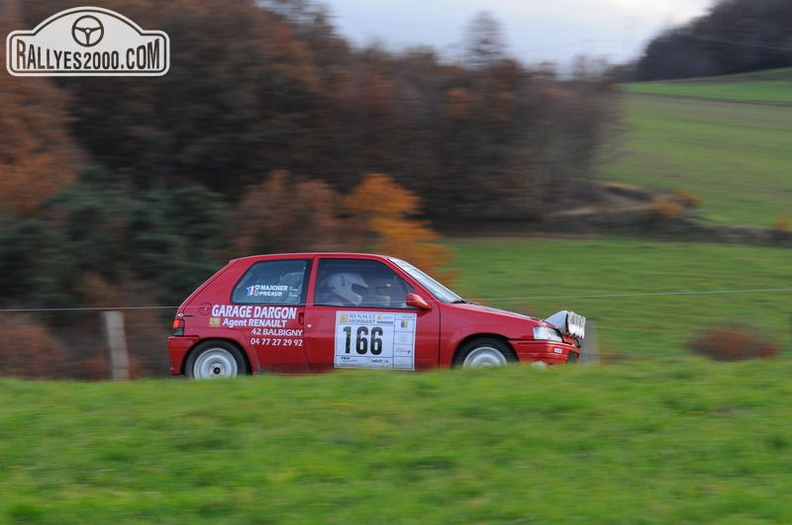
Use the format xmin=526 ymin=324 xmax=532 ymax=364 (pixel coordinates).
xmin=231 ymin=171 xmax=454 ymax=280
xmin=0 ymin=20 xmax=81 ymax=215
xmin=343 ymin=174 xmax=454 ymax=279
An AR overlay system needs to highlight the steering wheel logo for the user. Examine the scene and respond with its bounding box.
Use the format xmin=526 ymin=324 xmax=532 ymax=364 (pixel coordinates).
xmin=71 ymin=15 xmax=104 ymax=47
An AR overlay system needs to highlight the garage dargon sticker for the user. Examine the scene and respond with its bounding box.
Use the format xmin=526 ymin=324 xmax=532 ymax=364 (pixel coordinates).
xmin=209 ymin=304 xmax=299 ymax=330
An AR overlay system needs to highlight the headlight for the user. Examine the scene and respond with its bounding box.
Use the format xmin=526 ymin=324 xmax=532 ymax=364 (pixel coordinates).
xmin=568 ymin=312 xmax=586 ymax=339
xmin=544 ymin=310 xmax=586 ymax=340
xmin=533 ymin=326 xmax=563 ymax=342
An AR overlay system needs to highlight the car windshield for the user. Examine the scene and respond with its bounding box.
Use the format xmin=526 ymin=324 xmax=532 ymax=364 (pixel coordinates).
xmin=389 ymin=258 xmax=465 ymax=304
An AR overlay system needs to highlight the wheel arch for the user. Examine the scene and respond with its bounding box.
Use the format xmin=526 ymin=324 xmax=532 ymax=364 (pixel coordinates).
xmin=182 ymin=338 xmax=254 ymax=376
xmin=452 ymin=333 xmax=517 ymax=365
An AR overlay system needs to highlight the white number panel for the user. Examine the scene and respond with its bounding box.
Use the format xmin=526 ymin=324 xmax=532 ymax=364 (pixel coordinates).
xmin=334 ymin=311 xmax=416 ymax=370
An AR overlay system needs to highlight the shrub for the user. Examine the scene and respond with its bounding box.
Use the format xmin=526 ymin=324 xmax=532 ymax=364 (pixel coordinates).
xmin=687 ymin=325 xmax=780 ymax=361
xmin=671 ymin=189 xmax=702 ymax=209
xmin=0 ymin=314 xmax=72 ymax=379
xmin=343 ymin=174 xmax=455 ymax=280
xmin=771 ymin=213 xmax=789 ymax=234
xmin=648 ymin=197 xmax=686 ymax=220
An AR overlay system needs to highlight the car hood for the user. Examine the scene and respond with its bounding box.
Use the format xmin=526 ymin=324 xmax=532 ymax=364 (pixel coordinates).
xmin=450 ymin=301 xmax=546 ymax=325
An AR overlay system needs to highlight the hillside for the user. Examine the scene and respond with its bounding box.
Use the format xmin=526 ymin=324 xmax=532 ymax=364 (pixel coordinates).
xmin=450 ymin=238 xmax=792 ymax=359
xmin=599 ymin=69 xmax=792 ymax=228
xmin=634 ymin=0 xmax=792 ymax=81
xmin=625 ymin=67 xmax=792 ymax=104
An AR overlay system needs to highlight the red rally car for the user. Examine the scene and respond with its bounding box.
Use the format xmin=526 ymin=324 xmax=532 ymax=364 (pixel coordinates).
xmin=168 ymin=253 xmax=586 ymax=378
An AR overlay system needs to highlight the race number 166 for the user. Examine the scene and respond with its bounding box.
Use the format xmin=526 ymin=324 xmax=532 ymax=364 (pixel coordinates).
xmin=341 ymin=325 xmax=384 ymax=355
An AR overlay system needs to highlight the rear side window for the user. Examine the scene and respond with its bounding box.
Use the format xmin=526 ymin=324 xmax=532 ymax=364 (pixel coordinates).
xmin=232 ymin=260 xmax=309 ymax=305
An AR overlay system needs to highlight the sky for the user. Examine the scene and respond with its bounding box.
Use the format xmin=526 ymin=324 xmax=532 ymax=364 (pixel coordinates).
xmin=321 ymin=0 xmax=715 ymax=66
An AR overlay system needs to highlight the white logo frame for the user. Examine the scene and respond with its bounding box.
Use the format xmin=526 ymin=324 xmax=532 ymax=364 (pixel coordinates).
xmin=6 ymin=6 xmax=170 ymax=77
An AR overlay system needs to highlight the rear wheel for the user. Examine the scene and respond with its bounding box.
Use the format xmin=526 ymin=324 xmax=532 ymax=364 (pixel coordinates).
xmin=186 ymin=341 xmax=249 ymax=379
xmin=454 ymin=338 xmax=515 ymax=369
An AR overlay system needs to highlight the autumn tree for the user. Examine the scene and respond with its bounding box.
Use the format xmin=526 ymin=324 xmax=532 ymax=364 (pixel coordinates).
xmin=0 ymin=6 xmax=82 ymax=215
xmin=9 ymin=0 xmax=617 ymax=222
xmin=464 ymin=11 xmax=507 ymax=69
xmin=231 ymin=170 xmax=343 ymax=256
xmin=343 ymin=174 xmax=453 ymax=279
xmin=14 ymin=0 xmax=324 ymax=195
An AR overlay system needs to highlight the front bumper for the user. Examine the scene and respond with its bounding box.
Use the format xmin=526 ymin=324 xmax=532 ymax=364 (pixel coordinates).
xmin=510 ymin=339 xmax=580 ymax=365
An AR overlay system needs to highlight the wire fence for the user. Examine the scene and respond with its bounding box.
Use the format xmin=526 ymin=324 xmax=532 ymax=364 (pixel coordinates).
xmin=1 ymin=286 xmax=789 ymax=380
xmin=473 ymin=288 xmax=792 ymax=302
xmin=0 ymin=307 xmax=174 ymax=381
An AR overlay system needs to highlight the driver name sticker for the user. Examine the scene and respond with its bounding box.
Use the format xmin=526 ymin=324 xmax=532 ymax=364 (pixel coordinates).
xmin=335 ymin=311 xmax=416 ymax=370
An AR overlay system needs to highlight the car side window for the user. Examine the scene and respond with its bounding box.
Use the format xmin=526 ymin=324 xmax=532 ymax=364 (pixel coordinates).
xmin=232 ymin=260 xmax=309 ymax=305
xmin=314 ymin=259 xmax=414 ymax=308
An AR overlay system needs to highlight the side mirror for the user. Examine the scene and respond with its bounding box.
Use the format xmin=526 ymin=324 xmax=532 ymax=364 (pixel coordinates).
xmin=405 ymin=293 xmax=432 ymax=311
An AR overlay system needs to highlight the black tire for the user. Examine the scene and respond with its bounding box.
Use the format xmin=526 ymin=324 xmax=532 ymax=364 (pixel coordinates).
xmin=185 ymin=341 xmax=249 ymax=379
xmin=453 ymin=337 xmax=516 ymax=369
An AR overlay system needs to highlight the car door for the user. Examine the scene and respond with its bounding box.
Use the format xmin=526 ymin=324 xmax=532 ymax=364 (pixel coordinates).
xmin=304 ymin=257 xmax=440 ymax=371
xmin=228 ymin=258 xmax=310 ymax=372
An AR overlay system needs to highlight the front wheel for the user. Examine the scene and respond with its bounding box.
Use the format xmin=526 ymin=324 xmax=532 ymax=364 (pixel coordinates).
xmin=454 ymin=338 xmax=515 ymax=369
xmin=185 ymin=341 xmax=249 ymax=379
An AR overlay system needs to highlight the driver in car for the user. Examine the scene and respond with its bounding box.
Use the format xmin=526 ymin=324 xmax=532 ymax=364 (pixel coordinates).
xmin=320 ymin=272 xmax=370 ymax=306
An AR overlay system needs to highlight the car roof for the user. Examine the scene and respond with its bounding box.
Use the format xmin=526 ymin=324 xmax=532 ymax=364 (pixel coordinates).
xmin=229 ymin=253 xmax=394 ymax=264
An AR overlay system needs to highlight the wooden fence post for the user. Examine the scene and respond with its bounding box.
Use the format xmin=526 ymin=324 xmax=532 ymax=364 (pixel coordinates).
xmin=102 ymin=310 xmax=130 ymax=381
xmin=581 ymin=320 xmax=599 ymax=364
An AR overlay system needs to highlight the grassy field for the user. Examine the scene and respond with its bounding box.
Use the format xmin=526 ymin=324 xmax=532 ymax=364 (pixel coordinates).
xmin=4 ymin=360 xmax=792 ymax=524
xmin=4 ymin=69 xmax=791 ymax=525
xmin=448 ymin=238 xmax=792 ymax=359
xmin=624 ymin=82 xmax=792 ymax=105
xmin=624 ymin=67 xmax=792 ymax=104
xmin=600 ymin=69 xmax=792 ymax=227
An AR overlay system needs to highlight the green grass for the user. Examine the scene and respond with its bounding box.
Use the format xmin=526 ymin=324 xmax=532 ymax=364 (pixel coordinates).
xmin=625 ymin=68 xmax=792 ymax=103
xmin=601 ymin=70 xmax=792 ymax=227
xmin=448 ymin=238 xmax=792 ymax=358
xmin=4 ymin=360 xmax=792 ymax=524
xmin=624 ymin=82 xmax=792 ymax=104
xmin=623 ymin=67 xmax=792 ymax=104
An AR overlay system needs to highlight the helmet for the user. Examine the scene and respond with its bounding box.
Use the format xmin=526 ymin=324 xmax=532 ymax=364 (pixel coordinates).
xmin=327 ymin=272 xmax=368 ymax=305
